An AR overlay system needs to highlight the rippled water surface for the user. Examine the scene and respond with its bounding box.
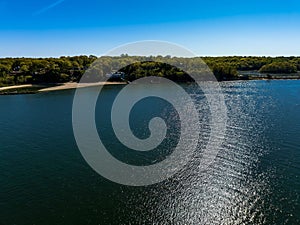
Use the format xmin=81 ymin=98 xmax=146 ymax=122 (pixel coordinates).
xmin=0 ymin=80 xmax=300 ymax=224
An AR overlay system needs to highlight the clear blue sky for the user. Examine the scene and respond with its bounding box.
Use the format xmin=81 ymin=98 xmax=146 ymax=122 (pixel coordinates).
xmin=0 ymin=0 xmax=300 ymax=57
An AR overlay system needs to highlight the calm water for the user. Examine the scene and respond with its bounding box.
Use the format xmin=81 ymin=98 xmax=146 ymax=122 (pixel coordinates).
xmin=0 ymin=80 xmax=300 ymax=224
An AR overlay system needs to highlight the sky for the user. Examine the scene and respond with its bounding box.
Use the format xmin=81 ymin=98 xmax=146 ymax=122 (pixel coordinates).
xmin=0 ymin=0 xmax=300 ymax=57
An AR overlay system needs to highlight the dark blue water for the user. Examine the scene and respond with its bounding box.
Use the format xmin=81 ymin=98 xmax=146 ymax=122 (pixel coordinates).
xmin=0 ymin=80 xmax=299 ymax=224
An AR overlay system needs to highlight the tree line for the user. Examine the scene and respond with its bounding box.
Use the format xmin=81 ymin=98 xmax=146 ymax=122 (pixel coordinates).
xmin=1 ymin=55 xmax=300 ymax=86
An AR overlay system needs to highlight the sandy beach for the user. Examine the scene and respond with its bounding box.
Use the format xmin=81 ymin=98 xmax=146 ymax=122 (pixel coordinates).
xmin=0 ymin=82 xmax=127 ymax=94
xmin=0 ymin=84 xmax=34 ymax=91
xmin=38 ymin=82 xmax=126 ymax=92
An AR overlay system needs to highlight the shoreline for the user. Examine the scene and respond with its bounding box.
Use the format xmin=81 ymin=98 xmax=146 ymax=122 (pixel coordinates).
xmin=0 ymin=84 xmax=34 ymax=91
xmin=38 ymin=82 xmax=126 ymax=92
xmin=0 ymin=82 xmax=126 ymax=95
xmin=1 ymin=78 xmax=300 ymax=95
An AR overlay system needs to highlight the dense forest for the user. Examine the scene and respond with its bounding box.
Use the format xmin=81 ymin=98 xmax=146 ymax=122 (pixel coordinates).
xmin=1 ymin=55 xmax=300 ymax=87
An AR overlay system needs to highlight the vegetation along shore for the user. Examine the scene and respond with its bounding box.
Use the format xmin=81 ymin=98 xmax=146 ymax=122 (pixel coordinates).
xmin=1 ymin=55 xmax=300 ymax=94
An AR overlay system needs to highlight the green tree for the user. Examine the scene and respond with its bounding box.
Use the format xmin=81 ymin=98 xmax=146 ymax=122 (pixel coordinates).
xmin=259 ymin=62 xmax=297 ymax=74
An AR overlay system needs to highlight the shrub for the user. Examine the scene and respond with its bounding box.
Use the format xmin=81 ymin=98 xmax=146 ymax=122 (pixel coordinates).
xmin=259 ymin=62 xmax=297 ymax=74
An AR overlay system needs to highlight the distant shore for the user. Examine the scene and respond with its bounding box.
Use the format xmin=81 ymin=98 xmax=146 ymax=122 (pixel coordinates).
xmin=0 ymin=84 xmax=36 ymax=91
xmin=38 ymin=82 xmax=126 ymax=92
xmin=1 ymin=77 xmax=300 ymax=95
xmin=0 ymin=82 xmax=127 ymax=95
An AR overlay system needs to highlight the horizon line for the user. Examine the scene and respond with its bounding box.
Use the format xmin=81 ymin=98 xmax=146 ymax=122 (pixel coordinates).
xmin=1 ymin=54 xmax=300 ymax=59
